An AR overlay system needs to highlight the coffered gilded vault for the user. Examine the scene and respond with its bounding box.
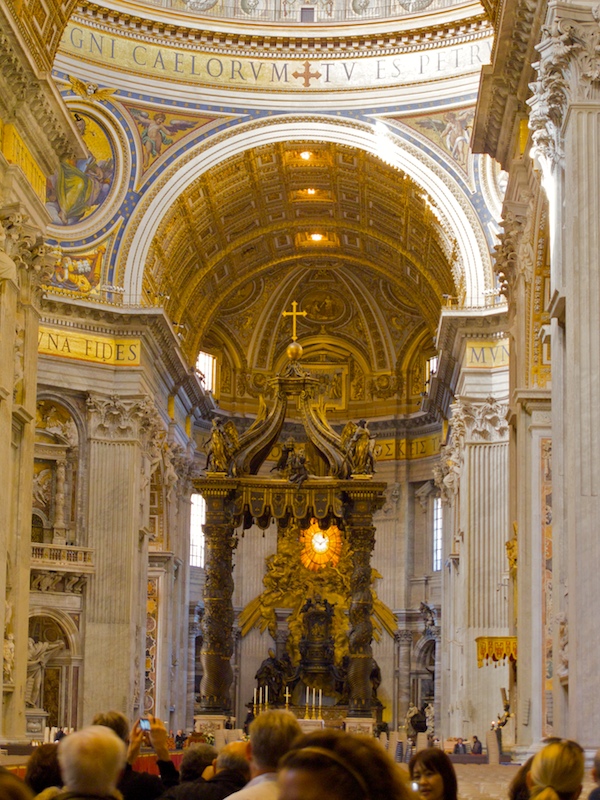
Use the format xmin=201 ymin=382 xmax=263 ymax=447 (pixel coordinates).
xmin=141 ymin=140 xmax=451 ymax=418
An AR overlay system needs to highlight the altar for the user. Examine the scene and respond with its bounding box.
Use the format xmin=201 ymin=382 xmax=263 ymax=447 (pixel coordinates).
xmin=298 ymin=718 xmax=325 ymax=733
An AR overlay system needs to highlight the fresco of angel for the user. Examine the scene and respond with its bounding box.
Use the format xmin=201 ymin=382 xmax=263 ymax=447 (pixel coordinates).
xmin=129 ymin=108 xmax=197 ymax=169
xmin=416 ymin=109 xmax=474 ymax=166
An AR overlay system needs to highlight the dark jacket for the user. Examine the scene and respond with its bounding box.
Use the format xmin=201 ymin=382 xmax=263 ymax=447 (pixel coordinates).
xmin=119 ymin=760 xmax=179 ymax=800
xmin=160 ymin=770 xmax=247 ymax=800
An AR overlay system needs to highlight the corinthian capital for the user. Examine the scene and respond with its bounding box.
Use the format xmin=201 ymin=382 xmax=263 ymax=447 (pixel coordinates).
xmin=494 ymin=211 xmax=529 ymax=300
xmin=529 ymin=9 xmax=600 ymax=166
xmin=87 ymin=394 xmax=158 ymax=440
xmin=460 ymin=396 xmax=509 ymax=443
xmin=0 ymin=208 xmax=59 ymax=291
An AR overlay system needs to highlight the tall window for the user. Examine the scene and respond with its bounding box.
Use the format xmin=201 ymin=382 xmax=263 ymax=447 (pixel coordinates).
xmin=433 ymin=497 xmax=442 ymax=571
xmin=425 ymin=355 xmax=438 ymax=385
xmin=190 ymin=493 xmax=206 ymax=567
xmin=196 ymin=351 xmax=216 ymax=392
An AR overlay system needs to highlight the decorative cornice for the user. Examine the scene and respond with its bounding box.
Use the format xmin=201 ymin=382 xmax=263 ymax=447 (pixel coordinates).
xmin=0 ymin=30 xmax=83 ymax=167
xmin=472 ymin=0 xmax=546 ymax=168
xmin=74 ymin=2 xmax=491 ymax=58
xmin=39 ymin=299 xmax=216 ymax=418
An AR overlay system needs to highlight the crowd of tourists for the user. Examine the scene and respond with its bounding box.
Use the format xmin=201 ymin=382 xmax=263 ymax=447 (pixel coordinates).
xmin=0 ymin=710 xmax=594 ymax=800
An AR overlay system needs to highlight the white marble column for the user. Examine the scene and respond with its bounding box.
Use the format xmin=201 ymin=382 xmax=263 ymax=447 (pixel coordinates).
xmin=529 ymin=1 xmax=600 ymax=747
xmin=0 ymin=211 xmax=51 ymax=740
xmin=438 ymin=392 xmax=510 ymax=742
xmin=83 ymin=395 xmax=151 ymax=720
xmin=396 ymin=630 xmax=412 ymax=714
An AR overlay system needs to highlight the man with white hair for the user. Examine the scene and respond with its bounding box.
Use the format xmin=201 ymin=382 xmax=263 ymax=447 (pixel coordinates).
xmin=57 ymin=725 xmax=126 ymax=799
xmin=91 ymin=711 xmax=178 ymax=800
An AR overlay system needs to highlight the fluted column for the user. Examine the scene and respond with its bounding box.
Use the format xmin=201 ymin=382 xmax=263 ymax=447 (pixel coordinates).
xmin=396 ymin=629 xmax=413 ymax=724
xmin=438 ymin=394 xmax=509 ymax=741
xmin=53 ymin=460 xmax=67 ymax=543
xmin=83 ymin=394 xmax=155 ymax=720
xmin=529 ymin=2 xmax=600 ymax=745
xmin=198 ymin=484 xmax=237 ymax=713
xmin=0 ymin=210 xmax=54 ymax=739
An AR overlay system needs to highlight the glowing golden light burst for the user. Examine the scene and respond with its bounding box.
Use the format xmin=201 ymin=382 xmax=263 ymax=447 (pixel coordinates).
xmin=299 ymin=518 xmax=343 ymax=571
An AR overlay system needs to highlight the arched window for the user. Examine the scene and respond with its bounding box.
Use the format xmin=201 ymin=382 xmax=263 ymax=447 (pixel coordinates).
xmin=433 ymin=497 xmax=442 ymax=571
xmin=196 ymin=351 xmax=216 ymax=393
xmin=190 ymin=494 xmax=206 ymax=567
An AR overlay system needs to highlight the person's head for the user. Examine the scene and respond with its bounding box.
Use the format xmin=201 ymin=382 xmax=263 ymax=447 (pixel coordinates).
xmin=179 ymin=743 xmax=218 ymax=782
xmin=509 ymin=756 xmax=534 ymax=800
xmin=248 ymin=709 xmax=302 ymax=772
xmin=409 ymin=747 xmax=458 ymax=800
xmin=0 ymin=773 xmax=34 ymax=800
xmin=528 ymin=740 xmax=584 ymax=800
xmin=91 ymin=710 xmax=130 ymax=743
xmin=216 ymin=741 xmax=250 ymax=781
xmin=279 ymin=728 xmax=411 ymax=800
xmin=58 ymin=725 xmax=126 ymax=795
xmin=593 ymin=749 xmax=600 ymax=784
xmin=24 ymin=744 xmax=62 ymax=794
xmin=472 ymin=736 xmax=479 ymax=742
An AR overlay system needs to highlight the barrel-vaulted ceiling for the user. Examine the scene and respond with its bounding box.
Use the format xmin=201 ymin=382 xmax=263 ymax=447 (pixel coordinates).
xmin=142 ymin=140 xmax=456 ymax=417
xmin=0 ymin=0 xmax=491 ymax=420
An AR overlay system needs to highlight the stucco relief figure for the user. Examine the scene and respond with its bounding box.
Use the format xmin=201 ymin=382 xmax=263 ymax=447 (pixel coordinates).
xmin=556 ymin=613 xmax=568 ymax=681
xmin=3 ymin=633 xmax=14 ymax=683
xmin=26 ymin=638 xmax=64 ymax=708
xmin=0 ymin=223 xmax=18 ymax=284
xmin=420 ymin=601 xmax=436 ymax=631
xmin=425 ymin=702 xmax=435 ymax=735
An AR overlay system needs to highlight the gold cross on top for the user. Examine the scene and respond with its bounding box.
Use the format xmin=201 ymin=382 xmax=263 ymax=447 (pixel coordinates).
xmin=282 ymin=300 xmax=307 ymax=342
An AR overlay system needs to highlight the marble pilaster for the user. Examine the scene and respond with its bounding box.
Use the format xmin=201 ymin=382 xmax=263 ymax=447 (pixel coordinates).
xmin=436 ymin=348 xmax=510 ymax=742
xmin=0 ymin=209 xmax=53 ymax=740
xmin=82 ymin=394 xmax=153 ymax=720
xmin=396 ymin=629 xmax=412 ymax=724
xmin=529 ymin=1 xmax=600 ymax=746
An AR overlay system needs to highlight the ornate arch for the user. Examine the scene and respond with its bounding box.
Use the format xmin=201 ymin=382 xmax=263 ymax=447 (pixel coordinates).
xmin=123 ymin=117 xmax=492 ymax=306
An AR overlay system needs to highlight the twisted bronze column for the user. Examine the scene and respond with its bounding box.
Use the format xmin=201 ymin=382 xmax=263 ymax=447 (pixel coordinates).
xmin=199 ymin=487 xmax=237 ymax=712
xmin=345 ymin=493 xmax=379 ymax=717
